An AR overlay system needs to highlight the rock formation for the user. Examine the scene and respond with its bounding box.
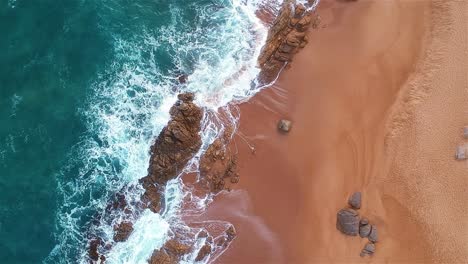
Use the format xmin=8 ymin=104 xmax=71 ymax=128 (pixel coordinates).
xmin=199 ymin=128 xmax=239 ymax=193
xmin=140 ymin=93 xmax=203 ymax=212
xmin=257 ymin=0 xmax=317 ymax=84
xmin=87 ymin=93 xmax=204 ymax=261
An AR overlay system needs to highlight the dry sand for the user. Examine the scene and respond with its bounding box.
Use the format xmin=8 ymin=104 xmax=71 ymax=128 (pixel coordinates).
xmin=208 ymin=0 xmax=468 ymax=263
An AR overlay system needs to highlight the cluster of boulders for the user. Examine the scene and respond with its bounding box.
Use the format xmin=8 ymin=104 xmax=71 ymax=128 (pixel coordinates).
xmin=257 ymin=1 xmax=319 ymax=84
xmin=455 ymin=126 xmax=468 ymax=160
xmin=336 ymin=192 xmax=379 ymax=257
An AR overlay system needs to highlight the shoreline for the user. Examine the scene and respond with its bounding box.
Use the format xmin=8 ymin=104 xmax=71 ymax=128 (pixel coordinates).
xmin=212 ymin=0 xmax=468 ymax=263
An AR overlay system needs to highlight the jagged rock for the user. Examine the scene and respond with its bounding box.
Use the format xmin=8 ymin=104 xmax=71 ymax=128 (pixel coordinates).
xmin=359 ymin=223 xmax=371 ymax=238
xmin=195 ymin=243 xmax=212 ymax=262
xmin=140 ymin=93 xmax=203 ymax=209
xmin=360 ymin=242 xmax=375 ymax=257
xmin=257 ymin=0 xmax=317 ymax=84
xmin=278 ymin=119 xmax=292 ymax=132
xmin=88 ymin=238 xmax=102 ymax=261
xmin=369 ymin=225 xmax=379 ymax=243
xmin=113 ymin=221 xmax=134 ymax=242
xmin=336 ymin=208 xmax=359 ymax=236
xmin=464 ymin=126 xmax=468 ymax=139
xmin=348 ymin=192 xmax=361 ymax=209
xmin=456 ymin=145 xmax=466 ymax=160
xmin=149 ymin=239 xmax=192 ymax=264
xmin=199 ymin=129 xmax=238 ymax=193
xmin=226 ymin=225 xmax=236 ymax=241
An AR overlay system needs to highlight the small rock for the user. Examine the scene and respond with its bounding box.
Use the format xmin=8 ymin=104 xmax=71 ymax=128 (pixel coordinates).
xmin=455 ymin=145 xmax=466 ymax=160
xmin=360 ymin=242 xmax=375 ymax=257
xmin=464 ymin=126 xmax=468 ymax=139
xmin=369 ymin=225 xmax=378 ymax=243
xmin=336 ymin=208 xmax=359 ymax=236
xmin=360 ymin=218 xmax=369 ymax=226
xmin=278 ymin=119 xmax=292 ymax=132
xmin=230 ymin=176 xmax=239 ymax=184
xmin=359 ymin=223 xmax=371 ymax=238
xmin=348 ymin=192 xmax=361 ymax=209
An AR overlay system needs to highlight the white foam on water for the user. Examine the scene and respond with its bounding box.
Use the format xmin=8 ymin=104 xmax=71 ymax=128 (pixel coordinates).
xmin=48 ymin=0 xmax=319 ymax=263
xmin=106 ymin=210 xmax=170 ymax=264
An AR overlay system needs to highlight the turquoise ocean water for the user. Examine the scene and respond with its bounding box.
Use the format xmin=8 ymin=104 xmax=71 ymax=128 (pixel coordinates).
xmin=0 ymin=0 xmax=278 ymax=263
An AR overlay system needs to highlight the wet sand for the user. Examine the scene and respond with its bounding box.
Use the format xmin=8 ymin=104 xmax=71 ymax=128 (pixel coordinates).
xmin=209 ymin=0 xmax=468 ymax=263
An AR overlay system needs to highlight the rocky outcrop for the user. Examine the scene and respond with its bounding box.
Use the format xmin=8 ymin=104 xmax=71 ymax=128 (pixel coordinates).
xmin=113 ymin=221 xmax=134 ymax=242
xmin=199 ymin=129 xmax=239 ymax=193
xmin=336 ymin=208 xmax=359 ymax=236
xmin=87 ymin=93 xmax=203 ymax=261
xmin=140 ymin=93 xmax=203 ymax=212
xmin=258 ymin=1 xmax=317 ymax=84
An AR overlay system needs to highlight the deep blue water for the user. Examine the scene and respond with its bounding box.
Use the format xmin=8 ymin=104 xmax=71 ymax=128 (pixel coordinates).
xmin=0 ymin=0 xmax=266 ymax=263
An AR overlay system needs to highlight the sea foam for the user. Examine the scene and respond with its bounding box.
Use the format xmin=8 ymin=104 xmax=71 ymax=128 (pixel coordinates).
xmin=46 ymin=0 xmax=284 ymax=263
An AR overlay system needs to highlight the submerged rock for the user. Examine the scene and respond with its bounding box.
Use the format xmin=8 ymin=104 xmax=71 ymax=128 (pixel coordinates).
xmin=336 ymin=208 xmax=359 ymax=236
xmin=278 ymin=119 xmax=292 ymax=132
xmin=113 ymin=221 xmax=134 ymax=242
xmin=348 ymin=192 xmax=362 ymax=209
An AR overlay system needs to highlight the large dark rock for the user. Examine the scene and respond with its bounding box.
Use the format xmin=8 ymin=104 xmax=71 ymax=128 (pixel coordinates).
xmin=336 ymin=208 xmax=359 ymax=236
xmin=464 ymin=126 xmax=468 ymax=139
xmin=348 ymin=192 xmax=361 ymax=209
xmin=140 ymin=93 xmax=203 ymax=210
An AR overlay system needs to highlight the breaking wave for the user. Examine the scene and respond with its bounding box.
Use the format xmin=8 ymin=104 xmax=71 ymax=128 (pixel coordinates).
xmin=45 ymin=0 xmax=288 ymax=263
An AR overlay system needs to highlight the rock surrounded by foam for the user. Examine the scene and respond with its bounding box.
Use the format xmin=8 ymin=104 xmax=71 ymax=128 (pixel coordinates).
xmin=140 ymin=93 xmax=203 ymax=212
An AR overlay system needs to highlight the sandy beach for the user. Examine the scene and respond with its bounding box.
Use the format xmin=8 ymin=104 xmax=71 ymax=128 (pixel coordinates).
xmin=209 ymin=0 xmax=468 ymax=263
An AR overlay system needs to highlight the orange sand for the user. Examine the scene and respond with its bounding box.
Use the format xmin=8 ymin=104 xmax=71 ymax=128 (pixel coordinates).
xmin=211 ymin=0 xmax=468 ymax=263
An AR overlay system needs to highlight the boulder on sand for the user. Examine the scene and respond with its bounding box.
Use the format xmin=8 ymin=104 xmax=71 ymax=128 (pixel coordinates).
xmin=336 ymin=208 xmax=359 ymax=236
xmin=348 ymin=192 xmax=361 ymax=209
xmin=359 ymin=221 xmax=371 ymax=238
xmin=278 ymin=119 xmax=292 ymax=132
xmin=369 ymin=225 xmax=379 ymax=243
xmin=455 ymin=145 xmax=466 ymax=160
xmin=360 ymin=242 xmax=375 ymax=257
